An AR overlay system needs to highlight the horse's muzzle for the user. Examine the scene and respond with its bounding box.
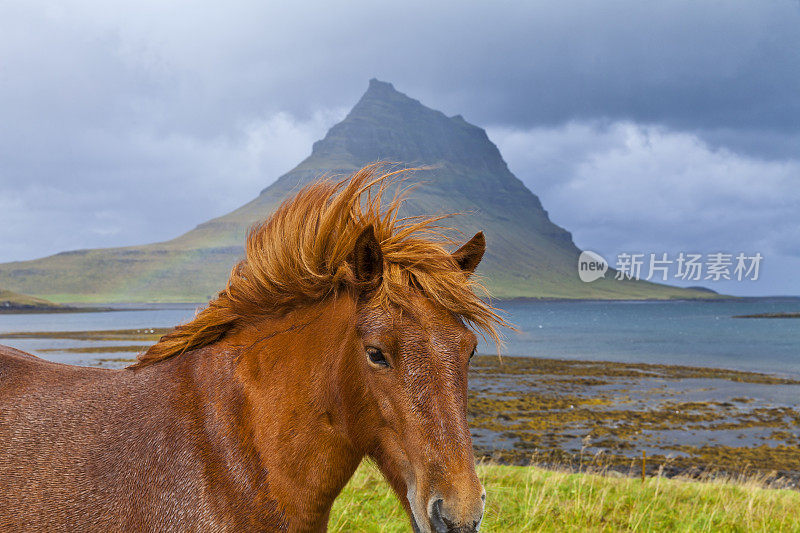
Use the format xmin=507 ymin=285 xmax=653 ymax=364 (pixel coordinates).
xmin=428 ymin=497 xmax=484 ymax=533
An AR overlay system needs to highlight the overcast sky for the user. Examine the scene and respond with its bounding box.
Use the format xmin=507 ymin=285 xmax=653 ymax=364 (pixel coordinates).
xmin=1 ymin=0 xmax=798 ymax=295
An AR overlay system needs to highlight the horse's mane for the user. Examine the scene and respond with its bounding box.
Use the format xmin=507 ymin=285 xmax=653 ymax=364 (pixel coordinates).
xmin=131 ymin=164 xmax=505 ymax=369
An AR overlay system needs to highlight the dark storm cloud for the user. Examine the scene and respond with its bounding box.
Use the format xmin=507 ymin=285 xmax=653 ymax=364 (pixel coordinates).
xmin=7 ymin=1 xmax=797 ymax=143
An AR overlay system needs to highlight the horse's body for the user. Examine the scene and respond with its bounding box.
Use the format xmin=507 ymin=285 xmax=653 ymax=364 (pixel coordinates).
xmin=1 ymin=345 xmax=260 ymax=531
xmin=0 ymin=302 xmax=363 ymax=531
xmin=0 ymin=166 xmax=504 ymax=532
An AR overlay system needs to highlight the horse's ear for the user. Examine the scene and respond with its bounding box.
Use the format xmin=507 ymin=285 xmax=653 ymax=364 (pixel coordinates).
xmin=351 ymin=224 xmax=383 ymax=290
xmin=452 ymin=231 xmax=485 ymax=276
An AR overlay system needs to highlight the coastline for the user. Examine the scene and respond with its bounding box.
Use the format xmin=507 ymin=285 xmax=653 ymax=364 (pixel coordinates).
xmin=0 ymin=306 xmax=115 ymax=314
xmin=469 ymin=355 xmax=800 ymax=486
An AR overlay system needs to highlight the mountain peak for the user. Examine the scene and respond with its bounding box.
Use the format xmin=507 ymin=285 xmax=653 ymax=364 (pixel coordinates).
xmin=352 ymin=78 xmax=423 ymax=114
xmin=300 ymin=80 xmax=508 ymax=175
xmin=367 ymin=78 xmax=397 ymax=93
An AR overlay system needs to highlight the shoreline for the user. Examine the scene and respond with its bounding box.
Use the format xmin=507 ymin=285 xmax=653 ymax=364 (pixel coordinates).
xmin=496 ymin=295 xmax=800 ymax=304
xmin=469 ymin=355 xmax=800 ymax=486
xmin=6 ymin=295 xmax=800 ymax=309
xmin=0 ymin=303 xmax=202 ymax=314
xmin=0 ymin=306 xmax=116 ymax=314
xmin=734 ymin=312 xmax=800 ymax=319
xmin=496 ymin=352 xmax=800 ymax=381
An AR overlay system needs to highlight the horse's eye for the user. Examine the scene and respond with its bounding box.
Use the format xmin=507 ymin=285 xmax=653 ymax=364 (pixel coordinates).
xmin=469 ymin=348 xmax=476 ymax=361
xmin=366 ymin=347 xmax=389 ymax=368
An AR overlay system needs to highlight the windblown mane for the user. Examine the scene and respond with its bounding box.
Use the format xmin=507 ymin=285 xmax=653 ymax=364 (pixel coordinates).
xmin=132 ymin=164 xmax=505 ymax=368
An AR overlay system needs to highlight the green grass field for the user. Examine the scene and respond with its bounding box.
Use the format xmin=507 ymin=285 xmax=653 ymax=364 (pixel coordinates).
xmin=330 ymin=462 xmax=800 ymax=532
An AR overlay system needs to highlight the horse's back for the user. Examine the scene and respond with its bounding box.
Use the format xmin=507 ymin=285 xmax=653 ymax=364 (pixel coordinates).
xmin=0 ymin=345 xmax=161 ymax=530
xmin=0 ymin=344 xmax=120 ymax=467
xmin=0 ymin=343 xmax=111 ymax=402
xmin=0 ymin=343 xmax=49 ymax=375
xmin=0 ymin=345 xmax=245 ymax=531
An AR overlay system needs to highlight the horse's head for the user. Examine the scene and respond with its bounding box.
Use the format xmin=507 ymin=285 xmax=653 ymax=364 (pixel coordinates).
xmin=135 ymin=166 xmax=503 ymax=530
xmin=346 ymin=226 xmax=487 ymax=533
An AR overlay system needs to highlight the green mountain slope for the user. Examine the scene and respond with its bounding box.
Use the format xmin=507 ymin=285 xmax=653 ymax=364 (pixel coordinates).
xmin=0 ymin=80 xmax=717 ymax=303
xmin=0 ymin=288 xmax=63 ymax=311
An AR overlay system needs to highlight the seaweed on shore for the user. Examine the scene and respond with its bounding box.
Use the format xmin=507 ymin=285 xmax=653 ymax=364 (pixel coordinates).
xmin=468 ymin=355 xmax=800 ymax=484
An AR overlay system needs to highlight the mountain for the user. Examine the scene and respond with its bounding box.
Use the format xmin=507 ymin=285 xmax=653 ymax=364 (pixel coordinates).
xmin=0 ymin=80 xmax=716 ymax=303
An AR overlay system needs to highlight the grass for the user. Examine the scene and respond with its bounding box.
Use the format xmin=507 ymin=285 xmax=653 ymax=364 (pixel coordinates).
xmin=330 ymin=462 xmax=800 ymax=532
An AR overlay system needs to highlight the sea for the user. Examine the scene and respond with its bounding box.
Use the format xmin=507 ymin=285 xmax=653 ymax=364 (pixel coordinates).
xmin=1 ymin=298 xmax=799 ymax=377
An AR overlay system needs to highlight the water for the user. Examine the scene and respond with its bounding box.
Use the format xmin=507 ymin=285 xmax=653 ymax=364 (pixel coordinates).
xmin=482 ymin=298 xmax=800 ymax=377
xmin=0 ymin=305 xmax=197 ymax=367
xmin=1 ymin=299 xmax=799 ymax=376
xmin=0 ymin=305 xmax=197 ymax=333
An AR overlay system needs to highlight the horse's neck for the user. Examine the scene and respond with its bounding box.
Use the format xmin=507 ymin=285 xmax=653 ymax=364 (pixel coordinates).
xmin=207 ymin=298 xmax=363 ymax=529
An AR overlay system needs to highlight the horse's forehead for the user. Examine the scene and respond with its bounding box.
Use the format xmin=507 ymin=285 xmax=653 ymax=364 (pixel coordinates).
xmin=359 ymin=296 xmax=472 ymax=351
xmin=411 ymin=305 xmax=469 ymax=347
xmin=407 ymin=295 xmax=462 ymax=324
xmin=361 ymin=294 xmax=457 ymax=327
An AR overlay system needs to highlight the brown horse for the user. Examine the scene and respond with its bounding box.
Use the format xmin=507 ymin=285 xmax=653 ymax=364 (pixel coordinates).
xmin=0 ymin=165 xmax=505 ymax=532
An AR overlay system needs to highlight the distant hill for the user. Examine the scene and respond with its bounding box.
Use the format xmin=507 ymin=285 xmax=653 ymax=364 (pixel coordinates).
xmin=0 ymin=289 xmax=63 ymax=312
xmin=0 ymin=80 xmax=719 ymax=303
